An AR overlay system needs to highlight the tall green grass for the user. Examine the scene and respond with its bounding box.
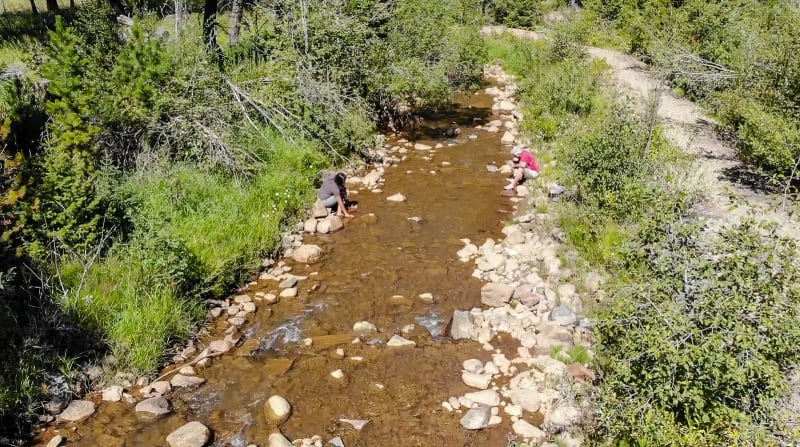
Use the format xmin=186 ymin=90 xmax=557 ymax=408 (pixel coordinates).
xmin=59 ymin=133 xmax=324 ymax=373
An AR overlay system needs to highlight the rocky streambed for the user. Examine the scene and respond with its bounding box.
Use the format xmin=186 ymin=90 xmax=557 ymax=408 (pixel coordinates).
xmin=36 ymin=65 xmax=598 ymax=447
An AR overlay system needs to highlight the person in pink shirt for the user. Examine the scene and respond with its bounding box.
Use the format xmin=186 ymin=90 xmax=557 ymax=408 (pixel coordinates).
xmin=505 ymin=145 xmax=540 ymax=190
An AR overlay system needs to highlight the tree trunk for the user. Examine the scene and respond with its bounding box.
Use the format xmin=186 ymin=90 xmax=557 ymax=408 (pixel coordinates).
xmin=229 ymin=0 xmax=243 ymax=47
xmin=45 ymin=0 xmax=59 ymax=11
xmin=203 ymin=0 xmax=222 ymax=64
xmin=28 ymin=0 xmax=38 ymax=14
xmin=69 ymin=0 xmax=75 ymax=8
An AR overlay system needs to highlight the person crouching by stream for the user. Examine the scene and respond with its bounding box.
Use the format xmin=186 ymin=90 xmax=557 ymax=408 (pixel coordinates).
xmin=318 ymin=172 xmax=353 ymax=218
xmin=505 ymin=145 xmax=540 ymax=190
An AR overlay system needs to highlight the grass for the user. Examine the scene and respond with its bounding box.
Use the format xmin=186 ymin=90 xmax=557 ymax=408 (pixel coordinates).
xmin=58 ymin=131 xmax=325 ymax=373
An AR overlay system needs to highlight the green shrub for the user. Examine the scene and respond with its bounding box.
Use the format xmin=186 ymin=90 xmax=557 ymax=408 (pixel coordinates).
xmin=595 ymin=222 xmax=800 ymax=446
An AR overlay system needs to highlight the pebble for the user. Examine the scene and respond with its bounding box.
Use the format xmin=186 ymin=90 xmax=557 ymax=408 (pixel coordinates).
xmin=339 ymin=418 xmax=369 ymax=430
xmin=265 ymin=395 xmax=292 ymax=424
xmin=330 ymin=369 xmax=344 ymax=379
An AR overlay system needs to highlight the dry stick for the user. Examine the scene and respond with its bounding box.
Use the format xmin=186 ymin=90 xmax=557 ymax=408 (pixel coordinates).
xmin=150 ymin=350 xmax=225 ymax=384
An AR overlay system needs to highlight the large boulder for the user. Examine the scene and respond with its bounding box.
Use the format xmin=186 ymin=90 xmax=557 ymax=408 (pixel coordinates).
xmin=480 ymin=282 xmax=514 ymax=307
xmin=509 ymin=388 xmax=541 ymax=412
xmin=166 ymin=421 xmax=211 ymax=447
xmin=303 ymin=218 xmax=318 ymax=233
xmin=292 ymin=245 xmax=322 ymax=263
xmin=317 ymin=215 xmax=344 ymax=234
xmin=58 ymin=400 xmax=95 ymax=422
xmin=512 ymin=419 xmax=545 ymax=441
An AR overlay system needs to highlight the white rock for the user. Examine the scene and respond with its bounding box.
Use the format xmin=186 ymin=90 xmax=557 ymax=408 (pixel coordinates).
xmin=292 ymin=244 xmax=322 ymax=263
xmin=414 ymin=143 xmax=432 ymax=150
xmin=544 ymin=405 xmax=581 ymax=430
xmin=512 ymin=419 xmax=545 ymax=441
xmin=135 ymin=397 xmax=171 ymax=416
xmin=339 ymin=419 xmax=369 ymax=430
xmin=279 ymin=287 xmax=298 ymax=298
xmin=386 ymin=193 xmax=407 ymax=202
xmin=504 ymin=404 xmax=523 ymax=416
xmin=500 ymin=131 xmax=515 ymax=145
xmin=179 ymin=366 xmax=197 ymax=376
xmin=488 ymin=415 xmax=503 ymax=426
xmin=464 ymin=390 xmax=500 ymax=406
xmin=387 ymin=335 xmax=416 ymax=347
xmin=268 ymin=433 xmax=293 ymax=447
xmin=509 ymin=388 xmax=541 ymax=413
xmin=462 ymin=359 xmax=483 ymax=374
xmin=170 ymin=374 xmax=206 ymax=388
xmin=448 ymin=396 xmax=461 ymax=410
xmin=330 ymin=369 xmax=344 ymax=379
xmin=442 ymin=402 xmax=454 ymax=412
xmin=462 ymin=372 xmax=492 ymax=389
xmin=101 ymin=386 xmax=124 ymax=402
xmin=353 ymin=321 xmax=377 ymax=333
xmin=483 ymin=361 xmax=500 ymax=375
xmin=265 ymin=395 xmax=292 ymax=423
xmin=166 ymin=421 xmax=211 ymax=447
xmin=46 ymin=435 xmax=65 ymax=447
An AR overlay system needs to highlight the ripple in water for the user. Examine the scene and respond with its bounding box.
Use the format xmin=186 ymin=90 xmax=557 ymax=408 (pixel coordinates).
xmin=416 ymin=310 xmax=446 ymax=338
xmin=260 ymin=316 xmax=303 ymax=351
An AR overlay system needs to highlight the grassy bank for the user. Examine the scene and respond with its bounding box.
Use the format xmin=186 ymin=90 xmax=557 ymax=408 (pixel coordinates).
xmin=486 ymin=27 xmax=800 ymax=445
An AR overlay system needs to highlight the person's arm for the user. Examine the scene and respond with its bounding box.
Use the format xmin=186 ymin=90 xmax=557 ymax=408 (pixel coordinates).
xmin=336 ymin=194 xmax=352 ymax=218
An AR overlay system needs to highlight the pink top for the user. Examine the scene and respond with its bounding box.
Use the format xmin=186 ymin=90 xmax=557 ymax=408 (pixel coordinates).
xmin=519 ymin=150 xmax=539 ymax=172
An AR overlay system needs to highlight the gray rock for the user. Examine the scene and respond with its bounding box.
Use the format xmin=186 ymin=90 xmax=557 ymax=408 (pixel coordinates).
xmin=311 ymin=199 xmax=329 ymax=218
xmin=462 ymin=358 xmax=483 ymax=374
xmin=303 ymin=218 xmax=318 ymax=233
xmin=462 ymin=372 xmax=492 ymax=389
xmin=101 ymin=385 xmax=124 ymax=402
xmin=170 ymin=374 xmax=206 ymax=388
xmin=460 ymin=406 xmax=492 ymax=429
xmin=509 ymin=388 xmax=541 ymax=412
xmin=486 ymin=165 xmax=498 ymax=173
xmin=544 ymin=405 xmax=581 ymax=430
xmin=278 ymin=277 xmax=298 ymax=289
xmin=135 ymin=397 xmax=171 ymax=416
xmin=279 ymin=287 xmax=298 ymax=298
xmin=512 ymin=419 xmax=545 ymax=441
xmin=450 ymin=310 xmax=474 ymax=340
xmin=292 ymin=245 xmax=322 ymax=263
xmin=58 ymin=400 xmax=95 ymax=422
xmin=549 ymin=304 xmax=577 ymax=326
xmin=318 ymin=215 xmax=344 ymax=233
xmin=353 ymin=321 xmax=377 ymax=333
xmin=208 ymin=339 xmax=234 ymax=354
xmin=329 ymin=437 xmax=345 ymax=447
xmin=166 ymin=421 xmax=211 ymax=447
xmin=481 ymin=282 xmax=514 ymax=307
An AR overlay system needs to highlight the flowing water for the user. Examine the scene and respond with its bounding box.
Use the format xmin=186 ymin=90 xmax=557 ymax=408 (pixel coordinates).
xmin=44 ymin=88 xmax=523 ymax=447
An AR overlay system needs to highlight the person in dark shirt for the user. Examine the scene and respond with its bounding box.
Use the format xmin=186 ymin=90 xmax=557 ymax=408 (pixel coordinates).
xmin=317 ymin=172 xmax=352 ymax=218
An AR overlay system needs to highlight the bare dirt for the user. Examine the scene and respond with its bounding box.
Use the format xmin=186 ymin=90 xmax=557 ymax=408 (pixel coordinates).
xmin=482 ymin=25 xmax=800 ymax=240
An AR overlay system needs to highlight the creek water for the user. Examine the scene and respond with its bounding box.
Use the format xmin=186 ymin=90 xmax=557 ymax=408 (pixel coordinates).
xmin=49 ymin=87 xmax=523 ymax=447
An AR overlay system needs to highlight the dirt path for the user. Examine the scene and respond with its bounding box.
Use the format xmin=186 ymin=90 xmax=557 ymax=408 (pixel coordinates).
xmin=482 ymin=25 xmax=800 ymax=240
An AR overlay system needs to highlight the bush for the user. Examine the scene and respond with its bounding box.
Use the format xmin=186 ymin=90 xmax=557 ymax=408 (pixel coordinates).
xmin=595 ymin=222 xmax=800 ymax=446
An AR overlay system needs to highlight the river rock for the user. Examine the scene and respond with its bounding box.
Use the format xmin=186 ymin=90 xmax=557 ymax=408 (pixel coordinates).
xmin=208 ymin=339 xmax=234 ymax=354
xmin=462 ymin=372 xmax=492 ymax=389
xmin=362 ymin=170 xmax=383 ymax=187
xmin=46 ymin=435 xmax=65 ymax=447
xmin=460 ymin=406 xmax=492 ymax=430
xmin=531 ymin=355 xmax=568 ymax=376
xmin=549 ymin=305 xmax=577 ymax=326
xmin=464 ymin=390 xmax=500 ymax=406
xmin=279 ymin=277 xmax=298 ymax=289
xmin=462 ymin=359 xmax=483 ymax=374
xmin=58 ymin=400 xmax=95 ymax=422
xmin=476 ymin=253 xmax=505 ymax=271
xmin=292 ymin=245 xmax=322 ymax=263
xmin=311 ymin=199 xmax=329 ymax=218
xmin=268 ymin=433 xmax=293 ymax=447
xmin=544 ymin=405 xmax=581 ymax=430
xmin=171 ymin=374 xmax=206 ymax=388
xmin=135 ymin=397 xmax=171 ymax=416
xmin=418 ymin=292 xmax=434 ymax=303
xmin=497 ymin=100 xmax=515 ymax=111
xmin=500 ymin=131 xmax=515 ymax=145
xmin=265 ymin=395 xmax=292 ymax=424
xmin=504 ymin=404 xmax=523 ymax=417
xmin=450 ymin=310 xmax=474 ymax=340
xmin=386 ymin=193 xmax=407 ymax=202
xmin=166 ymin=421 xmax=211 ymax=447
xmin=512 ymin=419 xmax=545 ymax=441
xmin=386 ymin=335 xmax=416 ymax=347
xmin=179 ymin=366 xmax=196 ymax=376
xmin=414 ymin=142 xmax=432 ymax=150
xmin=102 ymin=385 xmax=124 ymax=402
xmin=481 ymin=282 xmax=514 ymax=307
xmin=353 ymin=321 xmax=377 ymax=333
xmin=317 ymin=215 xmax=344 ymax=234
xmin=279 ymin=287 xmax=298 ymax=298
xmin=509 ymin=388 xmax=541 ymax=412
xmin=339 ymin=419 xmax=369 ymax=430
xmin=304 ymin=218 xmax=318 ymax=233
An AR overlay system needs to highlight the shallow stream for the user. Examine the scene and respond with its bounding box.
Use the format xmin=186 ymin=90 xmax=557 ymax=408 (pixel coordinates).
xmin=45 ymin=87 xmax=523 ymax=447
